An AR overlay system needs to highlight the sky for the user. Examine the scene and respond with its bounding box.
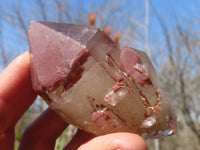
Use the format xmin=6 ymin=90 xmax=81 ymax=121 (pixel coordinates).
xmin=0 ymin=0 xmax=199 ymax=143
xmin=0 ymin=0 xmax=200 ymax=73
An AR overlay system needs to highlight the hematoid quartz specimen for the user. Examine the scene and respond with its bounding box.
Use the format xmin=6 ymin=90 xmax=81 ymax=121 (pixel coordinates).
xmin=28 ymin=21 xmax=176 ymax=139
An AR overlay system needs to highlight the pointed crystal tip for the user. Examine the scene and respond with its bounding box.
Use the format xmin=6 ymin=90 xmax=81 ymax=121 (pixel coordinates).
xmin=28 ymin=21 xmax=176 ymax=138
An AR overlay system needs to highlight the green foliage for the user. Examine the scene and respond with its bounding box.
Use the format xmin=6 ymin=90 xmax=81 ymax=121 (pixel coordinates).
xmin=55 ymin=126 xmax=77 ymax=150
xmin=15 ymin=132 xmax=22 ymax=141
xmin=14 ymin=141 xmax=20 ymax=150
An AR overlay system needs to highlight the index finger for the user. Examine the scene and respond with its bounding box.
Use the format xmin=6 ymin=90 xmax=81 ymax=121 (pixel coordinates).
xmin=0 ymin=51 xmax=37 ymax=133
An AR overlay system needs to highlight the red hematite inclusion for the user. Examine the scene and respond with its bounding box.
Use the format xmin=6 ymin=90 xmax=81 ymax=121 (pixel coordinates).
xmin=28 ymin=21 xmax=176 ymax=139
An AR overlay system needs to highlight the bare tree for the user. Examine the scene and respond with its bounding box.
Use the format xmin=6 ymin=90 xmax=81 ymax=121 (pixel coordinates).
xmin=151 ymin=4 xmax=200 ymax=149
xmin=0 ymin=11 xmax=10 ymax=68
xmin=2 ymin=0 xmax=144 ymax=48
xmin=1 ymin=1 xmax=145 ymax=149
xmin=4 ymin=1 xmax=199 ymax=149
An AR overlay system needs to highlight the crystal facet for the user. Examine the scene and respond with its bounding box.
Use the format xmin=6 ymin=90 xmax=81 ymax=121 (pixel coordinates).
xmin=28 ymin=21 xmax=176 ymax=138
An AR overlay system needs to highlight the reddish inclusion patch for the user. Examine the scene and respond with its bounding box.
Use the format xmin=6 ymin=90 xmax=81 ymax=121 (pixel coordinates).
xmin=120 ymin=48 xmax=150 ymax=85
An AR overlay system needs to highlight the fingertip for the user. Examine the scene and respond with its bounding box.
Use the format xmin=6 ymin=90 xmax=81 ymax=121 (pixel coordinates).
xmin=14 ymin=51 xmax=30 ymax=66
xmin=0 ymin=51 xmax=30 ymax=79
xmin=111 ymin=133 xmax=148 ymax=150
xmin=78 ymin=132 xmax=147 ymax=150
xmin=0 ymin=50 xmax=36 ymax=102
xmin=0 ymin=51 xmax=37 ymax=133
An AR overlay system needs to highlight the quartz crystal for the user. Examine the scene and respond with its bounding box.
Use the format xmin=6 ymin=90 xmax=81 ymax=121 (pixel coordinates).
xmin=28 ymin=21 xmax=176 ymax=138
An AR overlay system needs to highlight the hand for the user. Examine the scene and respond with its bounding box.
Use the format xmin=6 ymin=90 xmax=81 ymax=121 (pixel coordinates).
xmin=0 ymin=51 xmax=147 ymax=150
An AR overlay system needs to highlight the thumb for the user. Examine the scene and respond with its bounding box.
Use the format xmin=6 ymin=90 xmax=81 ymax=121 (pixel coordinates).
xmin=78 ymin=132 xmax=147 ymax=150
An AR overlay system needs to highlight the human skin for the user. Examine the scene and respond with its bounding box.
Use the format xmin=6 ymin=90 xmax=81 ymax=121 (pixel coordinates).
xmin=0 ymin=51 xmax=147 ymax=150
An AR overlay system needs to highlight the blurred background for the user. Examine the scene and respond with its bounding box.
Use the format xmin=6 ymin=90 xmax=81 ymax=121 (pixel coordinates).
xmin=0 ymin=0 xmax=200 ymax=149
